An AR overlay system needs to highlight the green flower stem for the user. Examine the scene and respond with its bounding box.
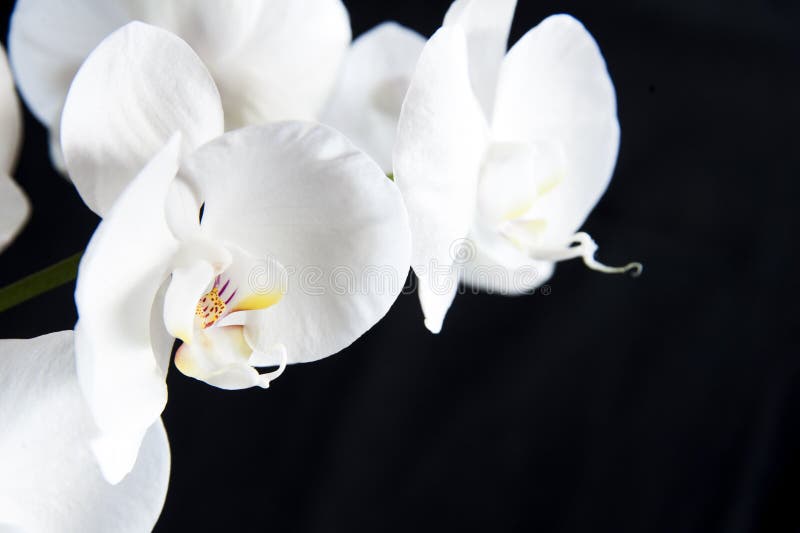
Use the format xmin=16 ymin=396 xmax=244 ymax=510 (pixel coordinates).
xmin=0 ymin=252 xmax=83 ymax=313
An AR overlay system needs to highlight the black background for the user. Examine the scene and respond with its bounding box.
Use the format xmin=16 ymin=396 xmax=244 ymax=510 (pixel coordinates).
xmin=1 ymin=0 xmax=799 ymax=531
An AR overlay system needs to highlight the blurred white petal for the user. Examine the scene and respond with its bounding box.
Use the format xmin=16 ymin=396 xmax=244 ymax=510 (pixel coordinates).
xmin=492 ymin=14 xmax=620 ymax=244
xmin=10 ymin=0 xmax=351 ymax=168
xmin=0 ymin=173 xmax=29 ymax=253
xmin=323 ymin=22 xmax=425 ymax=172
xmin=443 ymin=0 xmax=517 ymax=117
xmin=0 ymin=44 xmax=27 ymax=252
xmin=0 ymin=44 xmax=22 ymax=174
xmin=9 ymin=0 xmax=128 ymax=127
xmin=0 ymin=331 xmax=170 ymax=532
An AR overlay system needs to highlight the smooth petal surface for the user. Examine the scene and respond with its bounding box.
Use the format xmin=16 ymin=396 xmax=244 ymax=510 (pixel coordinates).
xmin=150 ymin=281 xmax=175 ymax=378
xmin=199 ymin=0 xmax=352 ymax=128
xmin=9 ymin=0 xmax=128 ymax=127
xmin=0 ymin=44 xmax=21 ymax=174
xmin=322 ymin=22 xmax=426 ymax=172
xmin=125 ymin=0 xmax=268 ymax=66
xmin=165 ymin=178 xmax=203 ymax=242
xmin=461 ymin=250 xmax=554 ymax=295
xmin=461 ymin=224 xmax=555 ymax=295
xmin=0 ymin=173 xmax=29 ymax=253
xmin=175 ymin=326 xmax=261 ymax=390
xmin=124 ymin=0 xmax=351 ymax=127
xmin=0 ymin=331 xmax=170 ymax=532
xmin=11 ymin=0 xmax=349 ymax=135
xmin=48 ymin=116 xmax=67 ymax=174
xmin=443 ymin=0 xmax=517 ymax=117
xmin=394 ymin=27 xmax=488 ymax=333
xmin=75 ymin=135 xmax=182 ymax=483
xmin=163 ymin=260 xmax=214 ymax=343
xmin=0 ymin=45 xmax=27 ymax=252
xmin=491 ymin=14 xmax=620 ymax=245
xmin=183 ymin=122 xmax=411 ymax=364
xmin=61 ymin=22 xmax=224 ymax=216
xmin=477 ymin=142 xmax=541 ymax=225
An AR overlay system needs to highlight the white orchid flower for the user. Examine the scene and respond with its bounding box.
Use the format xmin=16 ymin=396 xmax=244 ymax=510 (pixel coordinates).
xmin=394 ymin=0 xmax=641 ymax=333
xmin=0 ymin=331 xmax=169 ymax=532
xmin=9 ymin=0 xmax=351 ymax=174
xmin=0 ymin=43 xmax=29 ymax=252
xmin=323 ymin=22 xmax=426 ymax=174
xmin=62 ymin=23 xmax=411 ymax=484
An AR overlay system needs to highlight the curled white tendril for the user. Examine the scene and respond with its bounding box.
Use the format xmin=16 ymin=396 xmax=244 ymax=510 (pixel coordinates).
xmin=256 ymin=343 xmax=288 ymax=389
xmin=530 ymin=232 xmax=642 ymax=277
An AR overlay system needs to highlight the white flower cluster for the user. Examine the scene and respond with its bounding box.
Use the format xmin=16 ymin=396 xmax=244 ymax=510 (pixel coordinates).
xmin=0 ymin=0 xmax=639 ymax=530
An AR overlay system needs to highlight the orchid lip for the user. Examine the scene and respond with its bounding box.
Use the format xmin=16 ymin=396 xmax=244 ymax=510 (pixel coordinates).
xmin=196 ymin=274 xmax=240 ymax=329
xmin=171 ymin=246 xmax=291 ymax=391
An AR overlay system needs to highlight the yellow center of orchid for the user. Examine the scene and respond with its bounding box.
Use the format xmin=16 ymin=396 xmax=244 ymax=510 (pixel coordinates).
xmin=196 ymin=287 xmax=226 ymax=329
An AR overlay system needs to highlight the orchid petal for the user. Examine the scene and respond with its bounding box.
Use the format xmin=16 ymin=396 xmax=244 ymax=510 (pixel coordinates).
xmin=477 ymin=142 xmax=542 ymax=225
xmin=0 ymin=331 xmax=170 ymax=531
xmin=394 ymin=27 xmax=488 ymax=333
xmin=443 ymin=0 xmax=517 ymax=117
xmin=74 ymin=134 xmax=183 ymax=483
xmin=491 ymin=14 xmax=620 ymax=244
xmin=417 ymin=269 xmax=460 ymax=335
xmin=0 ymin=45 xmax=27 ymax=252
xmin=0 ymin=174 xmax=29 ymax=253
xmin=48 ymin=117 xmax=67 ymax=174
xmin=123 ymin=0 xmax=352 ymax=127
xmin=150 ymin=281 xmax=174 ymax=378
xmin=124 ymin=0 xmax=267 ymax=65
xmin=9 ymin=0 xmax=128 ymax=128
xmin=11 ymin=0 xmax=349 ymax=154
xmin=322 ymin=22 xmax=426 ymax=172
xmin=175 ymin=326 xmax=284 ymax=390
xmin=461 ymin=224 xmax=555 ymax=295
xmin=461 ymin=251 xmax=554 ymax=295
xmin=165 ymin=178 xmax=202 ymax=242
xmin=0 ymin=44 xmax=21 ymax=174
xmin=200 ymin=0 xmax=352 ymax=128
xmin=183 ymin=122 xmax=411 ymax=364
xmin=61 ymin=21 xmax=224 ymax=216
